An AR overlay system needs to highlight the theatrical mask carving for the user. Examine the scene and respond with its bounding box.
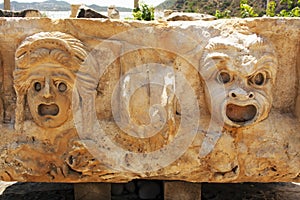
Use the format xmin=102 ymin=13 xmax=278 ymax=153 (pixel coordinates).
xmin=14 ymin=32 xmax=87 ymax=130
xmin=26 ymin=64 xmax=74 ymax=128
xmin=200 ymin=32 xmax=278 ymax=127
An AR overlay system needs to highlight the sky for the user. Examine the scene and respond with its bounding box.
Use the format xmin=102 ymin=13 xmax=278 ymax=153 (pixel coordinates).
xmin=11 ymin=0 xmax=166 ymax=8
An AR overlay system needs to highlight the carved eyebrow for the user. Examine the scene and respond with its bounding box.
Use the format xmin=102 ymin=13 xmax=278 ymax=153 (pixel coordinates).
xmin=51 ymin=73 xmax=75 ymax=83
xmin=28 ymin=75 xmax=45 ymax=82
xmin=201 ymin=54 xmax=232 ymax=80
xmin=245 ymin=57 xmax=277 ymax=79
xmin=204 ymin=52 xmax=230 ymax=63
xmin=255 ymin=54 xmax=277 ymax=67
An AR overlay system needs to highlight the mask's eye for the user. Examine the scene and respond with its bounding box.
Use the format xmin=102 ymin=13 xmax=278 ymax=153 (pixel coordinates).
xmin=57 ymin=82 xmax=67 ymax=92
xmin=217 ymin=71 xmax=232 ymax=84
xmin=250 ymin=72 xmax=267 ymax=86
xmin=34 ymin=82 xmax=42 ymax=92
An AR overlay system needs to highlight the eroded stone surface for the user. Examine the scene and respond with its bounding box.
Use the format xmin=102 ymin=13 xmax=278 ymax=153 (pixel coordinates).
xmin=0 ymin=18 xmax=298 ymax=183
xmin=0 ymin=9 xmax=41 ymax=17
xmin=107 ymin=5 xmax=120 ymax=19
xmin=166 ymin=12 xmax=216 ymax=21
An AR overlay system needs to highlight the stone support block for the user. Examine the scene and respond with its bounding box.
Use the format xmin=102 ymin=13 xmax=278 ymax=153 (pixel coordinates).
xmin=164 ymin=181 xmax=201 ymax=200
xmin=74 ymin=183 xmax=111 ymax=200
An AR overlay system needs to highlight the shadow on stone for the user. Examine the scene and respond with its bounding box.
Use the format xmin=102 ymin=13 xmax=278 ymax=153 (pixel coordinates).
xmin=0 ymin=182 xmax=299 ymax=200
xmin=0 ymin=182 xmax=74 ymax=200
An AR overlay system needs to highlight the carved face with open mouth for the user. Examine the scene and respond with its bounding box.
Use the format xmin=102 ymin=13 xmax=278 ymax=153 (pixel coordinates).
xmin=27 ymin=63 xmax=75 ymax=128
xmin=203 ymin=64 xmax=275 ymax=128
xmin=203 ymin=69 xmax=274 ymax=127
xmin=201 ymin=34 xmax=277 ymax=128
xmin=226 ymin=104 xmax=258 ymax=125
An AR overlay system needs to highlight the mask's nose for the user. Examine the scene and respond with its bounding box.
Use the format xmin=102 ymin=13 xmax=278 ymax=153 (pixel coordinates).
xmin=229 ymin=88 xmax=254 ymax=101
xmin=42 ymin=78 xmax=54 ymax=99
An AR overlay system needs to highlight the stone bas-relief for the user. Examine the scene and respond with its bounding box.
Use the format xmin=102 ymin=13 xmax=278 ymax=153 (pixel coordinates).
xmin=14 ymin=31 xmax=87 ymax=130
xmin=201 ymin=32 xmax=277 ymax=128
xmin=1 ymin=31 xmax=90 ymax=181
xmin=0 ymin=18 xmax=298 ymax=183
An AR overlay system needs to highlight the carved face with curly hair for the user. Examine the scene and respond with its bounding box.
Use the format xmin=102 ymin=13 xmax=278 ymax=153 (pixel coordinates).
xmin=14 ymin=32 xmax=87 ymax=130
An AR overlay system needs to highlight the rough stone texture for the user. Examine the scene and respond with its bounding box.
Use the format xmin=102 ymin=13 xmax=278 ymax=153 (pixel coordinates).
xmin=0 ymin=18 xmax=298 ymax=184
xmin=164 ymin=181 xmax=201 ymax=200
xmin=296 ymin=45 xmax=300 ymax=119
xmin=0 ymin=9 xmax=41 ymax=17
xmin=107 ymin=6 xmax=120 ymax=19
xmin=70 ymin=5 xmax=81 ymax=18
xmin=74 ymin=183 xmax=111 ymax=200
xmin=166 ymin=12 xmax=216 ymax=21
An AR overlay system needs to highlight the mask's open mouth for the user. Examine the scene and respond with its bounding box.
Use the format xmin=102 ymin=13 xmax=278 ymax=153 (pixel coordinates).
xmin=38 ymin=104 xmax=59 ymax=116
xmin=226 ymin=104 xmax=257 ymax=123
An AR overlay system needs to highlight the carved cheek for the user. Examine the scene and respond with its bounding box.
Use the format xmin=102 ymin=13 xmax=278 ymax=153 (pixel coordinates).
xmin=253 ymin=90 xmax=273 ymax=114
xmin=204 ymin=80 xmax=228 ymax=122
xmin=26 ymin=82 xmax=72 ymax=127
xmin=27 ymin=88 xmax=42 ymax=114
xmin=264 ymin=84 xmax=273 ymax=98
xmin=54 ymin=91 xmax=72 ymax=113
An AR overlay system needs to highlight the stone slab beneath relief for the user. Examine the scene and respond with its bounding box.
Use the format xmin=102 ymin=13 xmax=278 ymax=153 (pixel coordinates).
xmin=0 ymin=18 xmax=299 ymax=183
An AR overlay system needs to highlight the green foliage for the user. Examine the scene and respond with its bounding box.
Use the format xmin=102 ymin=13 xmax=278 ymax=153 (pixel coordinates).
xmin=240 ymin=0 xmax=258 ymax=18
xmin=291 ymin=6 xmax=300 ymax=16
xmin=223 ymin=1 xmax=231 ymax=7
xmin=278 ymin=6 xmax=300 ymax=16
xmin=157 ymin=0 xmax=300 ymax=19
xmin=187 ymin=2 xmax=196 ymax=12
xmin=278 ymin=9 xmax=289 ymax=16
xmin=41 ymin=12 xmax=47 ymax=17
xmin=280 ymin=0 xmax=299 ymax=9
xmin=133 ymin=3 xmax=154 ymax=21
xmin=278 ymin=0 xmax=300 ymax=16
xmin=266 ymin=1 xmax=276 ymax=17
xmin=124 ymin=17 xmax=134 ymax=20
xmin=215 ymin=9 xmax=231 ymax=19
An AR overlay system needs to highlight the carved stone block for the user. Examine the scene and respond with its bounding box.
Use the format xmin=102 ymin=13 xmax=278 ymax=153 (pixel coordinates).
xmin=0 ymin=18 xmax=298 ymax=183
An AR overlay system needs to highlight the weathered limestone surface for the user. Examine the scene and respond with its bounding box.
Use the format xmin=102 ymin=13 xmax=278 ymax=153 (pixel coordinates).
xmin=0 ymin=18 xmax=298 ymax=183
xmin=0 ymin=9 xmax=41 ymax=17
xmin=107 ymin=6 xmax=120 ymax=19
xmin=166 ymin=12 xmax=216 ymax=21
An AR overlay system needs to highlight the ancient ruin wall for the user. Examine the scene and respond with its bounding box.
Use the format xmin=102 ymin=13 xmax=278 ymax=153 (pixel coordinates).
xmin=0 ymin=18 xmax=299 ymax=183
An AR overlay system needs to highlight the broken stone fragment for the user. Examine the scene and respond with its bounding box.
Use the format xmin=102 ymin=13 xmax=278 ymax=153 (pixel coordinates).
xmin=0 ymin=9 xmax=41 ymax=17
xmin=76 ymin=5 xmax=108 ymax=18
xmin=166 ymin=12 xmax=216 ymax=21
